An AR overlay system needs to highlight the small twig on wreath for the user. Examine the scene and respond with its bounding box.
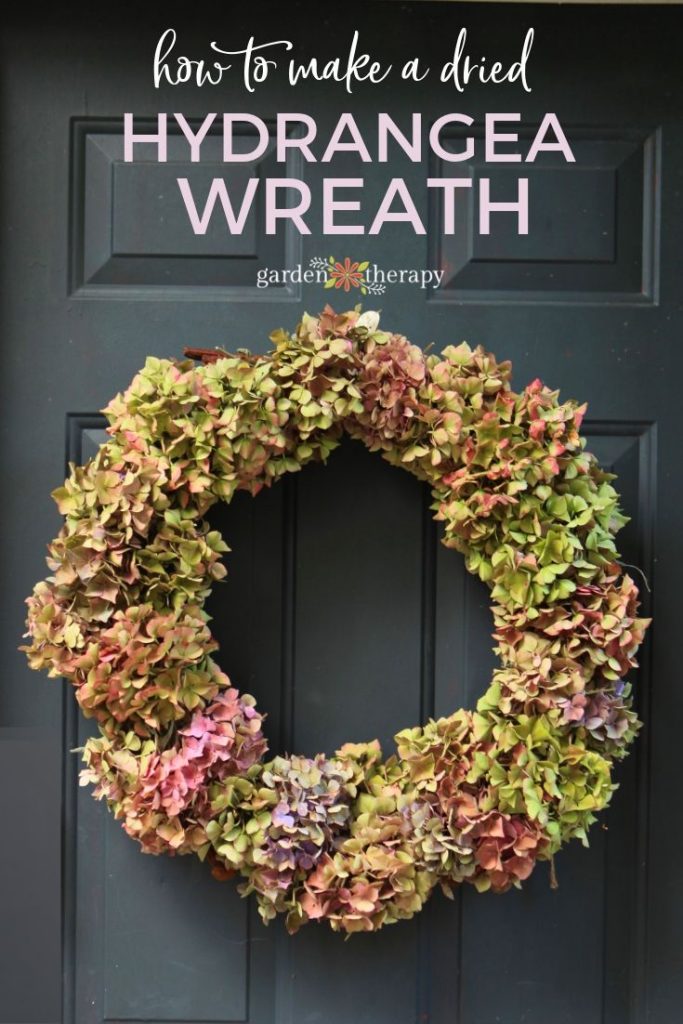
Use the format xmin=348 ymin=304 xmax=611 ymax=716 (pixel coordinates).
xmin=184 ymin=346 xmax=262 ymax=365
xmin=617 ymin=561 xmax=652 ymax=594
xmin=183 ymin=346 xmax=226 ymax=364
xmin=549 ymin=857 xmax=559 ymax=890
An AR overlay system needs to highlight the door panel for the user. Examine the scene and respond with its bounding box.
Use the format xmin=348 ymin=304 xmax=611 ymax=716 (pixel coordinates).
xmin=1 ymin=5 xmax=679 ymax=1024
xmin=431 ymin=124 xmax=660 ymax=303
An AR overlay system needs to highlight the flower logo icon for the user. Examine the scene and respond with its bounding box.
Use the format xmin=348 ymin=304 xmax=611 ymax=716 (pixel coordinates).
xmin=324 ymin=256 xmax=370 ymax=294
xmin=307 ymin=256 xmax=386 ymax=295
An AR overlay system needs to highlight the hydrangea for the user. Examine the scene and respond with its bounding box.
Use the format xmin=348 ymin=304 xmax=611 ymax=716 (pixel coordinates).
xmin=208 ymin=752 xmax=361 ymax=922
xmin=350 ymin=331 xmax=426 ymax=449
xmin=80 ymin=681 xmax=266 ymax=855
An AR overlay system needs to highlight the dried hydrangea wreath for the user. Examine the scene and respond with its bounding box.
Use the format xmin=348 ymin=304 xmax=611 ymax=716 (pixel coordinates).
xmin=23 ymin=306 xmax=649 ymax=935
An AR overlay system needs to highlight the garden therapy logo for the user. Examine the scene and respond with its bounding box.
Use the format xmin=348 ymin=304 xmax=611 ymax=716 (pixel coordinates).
xmin=256 ymin=256 xmax=445 ymax=294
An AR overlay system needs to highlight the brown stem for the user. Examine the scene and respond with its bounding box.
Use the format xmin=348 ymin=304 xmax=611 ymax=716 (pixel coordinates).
xmin=183 ymin=347 xmax=225 ymax=364
xmin=183 ymin=346 xmax=262 ymax=365
xmin=549 ymin=856 xmax=559 ymax=890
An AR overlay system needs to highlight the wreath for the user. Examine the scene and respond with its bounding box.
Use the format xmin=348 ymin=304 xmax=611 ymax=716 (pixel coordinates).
xmin=23 ymin=306 xmax=649 ymax=934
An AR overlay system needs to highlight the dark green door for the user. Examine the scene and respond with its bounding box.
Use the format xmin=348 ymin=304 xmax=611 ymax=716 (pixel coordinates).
xmin=1 ymin=4 xmax=680 ymax=1023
